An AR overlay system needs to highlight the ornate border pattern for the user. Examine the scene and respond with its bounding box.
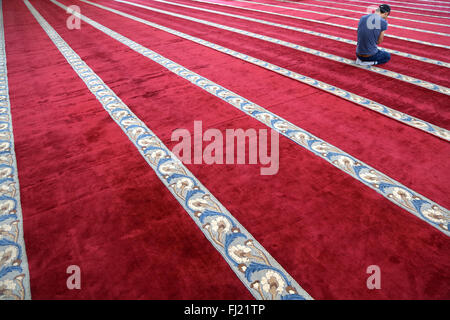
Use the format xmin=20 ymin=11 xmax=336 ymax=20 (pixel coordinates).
xmin=184 ymin=0 xmax=450 ymax=49
xmin=307 ymin=0 xmax=450 ymax=13
xmin=296 ymin=0 xmax=450 ymax=19
xmin=113 ymin=0 xmax=450 ymax=96
xmin=273 ymin=0 xmax=450 ymax=27
xmin=154 ymin=0 xmax=450 ymax=68
xmin=84 ymin=0 xmax=450 ymax=141
xmin=55 ymin=0 xmax=450 ymax=236
xmin=0 ymin=0 xmax=31 ymax=300
xmin=25 ymin=0 xmax=313 ymax=300
xmin=227 ymin=0 xmax=450 ymax=36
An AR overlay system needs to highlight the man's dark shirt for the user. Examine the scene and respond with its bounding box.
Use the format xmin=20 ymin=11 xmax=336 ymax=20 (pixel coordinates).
xmin=356 ymin=14 xmax=388 ymax=56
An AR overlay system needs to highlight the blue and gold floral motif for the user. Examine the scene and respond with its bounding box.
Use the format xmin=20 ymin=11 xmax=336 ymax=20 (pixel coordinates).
xmin=182 ymin=0 xmax=450 ymax=49
xmin=81 ymin=0 xmax=450 ymax=141
xmin=274 ymin=0 xmax=450 ymax=28
xmin=108 ymin=0 xmax=450 ymax=95
xmin=26 ymin=0 xmax=313 ymax=300
xmin=0 ymin=2 xmax=30 ymax=300
xmin=228 ymin=0 xmax=450 ymax=36
xmin=56 ymin=0 xmax=450 ymax=236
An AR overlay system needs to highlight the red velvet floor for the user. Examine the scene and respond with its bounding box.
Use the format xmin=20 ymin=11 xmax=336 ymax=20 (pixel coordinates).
xmin=2 ymin=0 xmax=450 ymax=299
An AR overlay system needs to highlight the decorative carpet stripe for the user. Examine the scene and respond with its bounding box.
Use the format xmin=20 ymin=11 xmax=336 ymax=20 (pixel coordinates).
xmin=83 ymin=0 xmax=450 ymax=140
xmin=309 ymin=0 xmax=450 ymax=12
xmin=112 ymin=0 xmax=450 ymax=96
xmin=340 ymin=0 xmax=450 ymax=8
xmin=239 ymin=0 xmax=450 ymax=18
xmin=366 ymin=0 xmax=450 ymax=8
xmin=24 ymin=0 xmax=313 ymax=301
xmin=184 ymin=0 xmax=450 ymax=48
xmin=212 ymin=0 xmax=450 ymax=36
xmin=397 ymin=0 xmax=450 ymax=4
xmin=0 ymin=0 xmax=31 ymax=301
xmin=267 ymin=0 xmax=450 ymax=27
xmin=54 ymin=0 xmax=450 ymax=236
xmin=285 ymin=0 xmax=450 ymax=19
xmin=153 ymin=0 xmax=450 ymax=68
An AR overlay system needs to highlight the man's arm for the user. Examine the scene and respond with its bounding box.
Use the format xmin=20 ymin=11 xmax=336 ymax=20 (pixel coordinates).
xmin=377 ymin=31 xmax=385 ymax=45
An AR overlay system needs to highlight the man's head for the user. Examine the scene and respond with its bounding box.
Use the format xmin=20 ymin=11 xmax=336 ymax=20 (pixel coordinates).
xmin=377 ymin=4 xmax=391 ymax=19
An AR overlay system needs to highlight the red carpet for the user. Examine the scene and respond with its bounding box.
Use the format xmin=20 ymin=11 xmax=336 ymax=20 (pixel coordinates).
xmin=108 ymin=0 xmax=450 ymax=128
xmin=207 ymin=0 xmax=450 ymax=44
xmin=173 ymin=0 xmax=450 ymax=62
xmin=2 ymin=0 xmax=449 ymax=300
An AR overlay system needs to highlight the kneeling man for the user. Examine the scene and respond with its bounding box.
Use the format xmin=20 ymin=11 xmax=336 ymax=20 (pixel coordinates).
xmin=356 ymin=4 xmax=391 ymax=66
